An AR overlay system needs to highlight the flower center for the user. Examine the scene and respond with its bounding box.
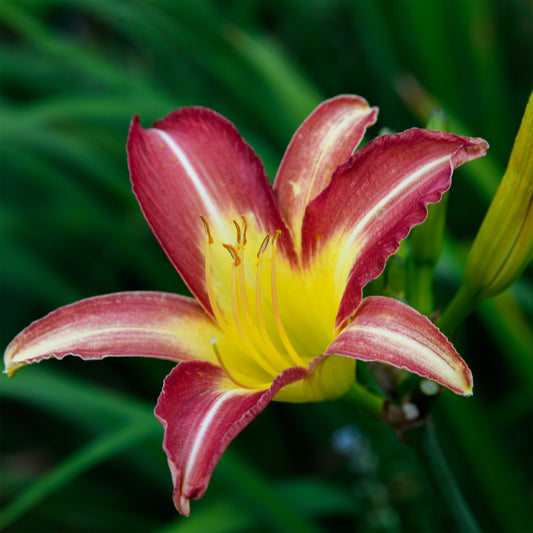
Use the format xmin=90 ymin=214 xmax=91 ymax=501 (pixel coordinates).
xmin=200 ymin=216 xmax=306 ymax=388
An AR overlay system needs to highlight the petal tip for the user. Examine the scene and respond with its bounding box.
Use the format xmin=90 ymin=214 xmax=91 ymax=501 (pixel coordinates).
xmin=176 ymin=493 xmax=191 ymax=517
xmin=4 ymin=341 xmax=22 ymax=377
xmin=447 ymin=364 xmax=474 ymax=396
xmin=129 ymin=114 xmax=141 ymax=129
xmin=3 ymin=363 xmax=19 ymax=378
xmin=460 ymin=373 xmax=474 ymax=397
xmin=465 ymin=136 xmax=490 ymax=157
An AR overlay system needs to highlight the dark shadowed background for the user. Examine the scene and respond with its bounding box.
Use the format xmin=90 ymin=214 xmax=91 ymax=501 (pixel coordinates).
xmin=1 ymin=1 xmax=532 ymax=532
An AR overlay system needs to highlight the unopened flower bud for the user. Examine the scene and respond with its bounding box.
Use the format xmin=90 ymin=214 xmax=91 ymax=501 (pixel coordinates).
xmin=463 ymin=92 xmax=532 ymax=301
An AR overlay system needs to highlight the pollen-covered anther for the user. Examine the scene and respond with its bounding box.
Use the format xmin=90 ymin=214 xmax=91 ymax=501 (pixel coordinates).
xmin=233 ymin=220 xmax=242 ymax=244
xmin=200 ymin=215 xmax=214 ymax=244
xmin=232 ymin=215 xmax=248 ymax=248
xmin=257 ymin=234 xmax=270 ymax=258
xmin=223 ymin=243 xmax=241 ymax=266
xmin=241 ymin=215 xmax=248 ymax=246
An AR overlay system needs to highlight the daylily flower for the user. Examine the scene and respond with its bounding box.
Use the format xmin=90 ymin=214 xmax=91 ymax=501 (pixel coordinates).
xmin=4 ymin=95 xmax=488 ymax=515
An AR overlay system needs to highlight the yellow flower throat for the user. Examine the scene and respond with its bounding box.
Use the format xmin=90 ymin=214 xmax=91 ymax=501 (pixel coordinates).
xmin=199 ymin=215 xmax=356 ymax=402
xmin=201 ymin=216 xmax=306 ymax=387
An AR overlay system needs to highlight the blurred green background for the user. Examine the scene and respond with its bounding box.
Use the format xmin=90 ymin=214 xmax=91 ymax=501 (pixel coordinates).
xmin=1 ymin=1 xmax=531 ymax=532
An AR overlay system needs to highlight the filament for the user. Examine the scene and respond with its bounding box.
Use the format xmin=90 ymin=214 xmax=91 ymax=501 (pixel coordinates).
xmin=224 ymin=234 xmax=280 ymax=376
xmin=270 ymin=230 xmax=305 ymax=366
xmin=202 ymin=216 xmax=306 ymax=383
xmin=255 ymin=233 xmax=301 ymax=372
xmin=201 ymin=216 xmax=226 ymax=327
xmin=210 ymin=338 xmax=254 ymax=389
xmin=255 ymin=235 xmax=281 ymax=353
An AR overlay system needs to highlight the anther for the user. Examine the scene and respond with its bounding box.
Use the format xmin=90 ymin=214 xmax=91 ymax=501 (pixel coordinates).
xmin=200 ymin=216 xmax=214 ymax=244
xmin=241 ymin=215 xmax=248 ymax=246
xmin=223 ymin=243 xmax=241 ymax=266
xmin=257 ymin=234 xmax=270 ymax=258
xmin=233 ymin=220 xmax=242 ymax=244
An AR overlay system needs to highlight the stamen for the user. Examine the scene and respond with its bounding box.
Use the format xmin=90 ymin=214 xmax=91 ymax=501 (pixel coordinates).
xmin=270 ymin=230 xmax=305 ymax=367
xmin=223 ymin=243 xmax=241 ymax=266
xmin=210 ymin=338 xmax=254 ymax=389
xmin=202 ymin=217 xmax=302 ymax=382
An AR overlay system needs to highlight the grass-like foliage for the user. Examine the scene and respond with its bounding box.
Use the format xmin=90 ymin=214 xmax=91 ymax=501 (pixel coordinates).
xmin=1 ymin=1 xmax=531 ymax=532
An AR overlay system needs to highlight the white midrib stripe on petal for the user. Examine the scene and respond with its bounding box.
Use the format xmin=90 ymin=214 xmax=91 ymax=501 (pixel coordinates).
xmin=335 ymin=155 xmax=450 ymax=284
xmin=154 ymin=129 xmax=224 ymax=230
xmin=305 ymin=107 xmax=369 ymax=209
xmin=353 ymin=325 xmax=453 ymax=368
xmin=183 ymin=388 xmax=244 ymax=490
xmin=9 ymin=326 xmax=177 ymax=364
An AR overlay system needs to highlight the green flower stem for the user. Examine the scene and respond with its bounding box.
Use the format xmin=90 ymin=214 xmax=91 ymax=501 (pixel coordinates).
xmin=437 ymin=283 xmax=478 ymax=336
xmin=407 ymin=424 xmax=481 ymax=533
xmin=343 ymin=381 xmax=385 ymax=418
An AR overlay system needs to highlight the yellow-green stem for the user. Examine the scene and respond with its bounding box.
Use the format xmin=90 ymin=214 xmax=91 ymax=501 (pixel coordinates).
xmin=437 ymin=284 xmax=479 ymax=336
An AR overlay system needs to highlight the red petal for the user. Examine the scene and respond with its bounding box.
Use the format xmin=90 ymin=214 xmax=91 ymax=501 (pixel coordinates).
xmin=325 ymin=296 xmax=473 ymax=395
xmin=301 ymin=129 xmax=489 ymax=328
xmin=4 ymin=292 xmax=218 ymax=376
xmin=154 ymin=361 xmax=306 ymax=515
xmin=127 ymin=109 xmax=295 ymax=316
xmin=273 ymin=95 xmax=377 ymax=250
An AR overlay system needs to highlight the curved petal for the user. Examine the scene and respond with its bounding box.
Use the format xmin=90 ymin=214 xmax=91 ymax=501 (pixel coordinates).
xmin=4 ymin=292 xmax=219 ymax=377
xmin=154 ymin=361 xmax=306 ymax=515
xmin=301 ymin=129 xmax=489 ymax=328
xmin=325 ymin=296 xmax=473 ymax=395
xmin=273 ymin=95 xmax=378 ymax=250
xmin=127 ymin=109 xmax=295 ymax=317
